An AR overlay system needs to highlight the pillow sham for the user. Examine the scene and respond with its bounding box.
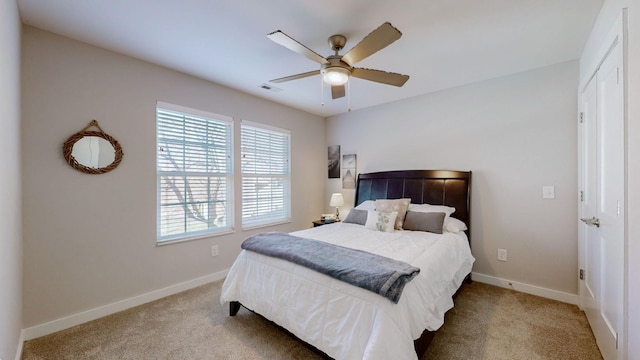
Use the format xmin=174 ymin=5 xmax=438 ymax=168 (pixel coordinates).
xmin=375 ymin=198 xmax=411 ymax=229
xmin=402 ymin=211 xmax=446 ymax=234
xmin=408 ymin=203 xmax=456 ymax=216
xmin=364 ymin=210 xmax=397 ymax=233
xmin=342 ymin=209 xmax=368 ymax=225
xmin=354 ymin=200 xmax=376 ymax=211
xmin=444 ymin=217 xmax=468 ymax=233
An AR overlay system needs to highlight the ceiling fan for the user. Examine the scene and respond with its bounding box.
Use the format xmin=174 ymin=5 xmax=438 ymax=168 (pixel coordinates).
xmin=267 ymin=22 xmax=410 ymax=100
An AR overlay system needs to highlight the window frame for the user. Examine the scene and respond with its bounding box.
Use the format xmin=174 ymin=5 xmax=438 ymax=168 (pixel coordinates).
xmin=240 ymin=120 xmax=291 ymax=230
xmin=156 ymin=101 xmax=234 ymax=244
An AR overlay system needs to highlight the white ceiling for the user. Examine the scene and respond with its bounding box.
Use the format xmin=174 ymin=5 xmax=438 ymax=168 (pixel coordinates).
xmin=17 ymin=0 xmax=603 ymax=117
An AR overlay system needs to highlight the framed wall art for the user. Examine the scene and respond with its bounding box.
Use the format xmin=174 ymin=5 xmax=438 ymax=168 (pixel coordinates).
xmin=342 ymin=154 xmax=356 ymax=189
xmin=328 ymin=145 xmax=340 ymax=178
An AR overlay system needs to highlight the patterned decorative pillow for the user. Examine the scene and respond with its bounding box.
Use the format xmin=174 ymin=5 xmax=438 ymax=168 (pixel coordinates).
xmin=364 ymin=210 xmax=398 ymax=232
xmin=375 ymin=198 xmax=411 ymax=229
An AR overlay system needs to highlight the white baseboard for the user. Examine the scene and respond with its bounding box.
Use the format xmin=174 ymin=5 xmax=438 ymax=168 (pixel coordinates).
xmin=21 ymin=270 xmax=228 ymax=341
xmin=14 ymin=330 xmax=25 ymax=360
xmin=17 ymin=269 xmax=576 ymax=354
xmin=471 ymin=272 xmax=578 ymax=305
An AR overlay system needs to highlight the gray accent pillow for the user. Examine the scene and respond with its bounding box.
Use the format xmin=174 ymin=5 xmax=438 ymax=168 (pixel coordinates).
xmin=402 ymin=211 xmax=446 ymax=234
xmin=342 ymin=209 xmax=368 ymax=225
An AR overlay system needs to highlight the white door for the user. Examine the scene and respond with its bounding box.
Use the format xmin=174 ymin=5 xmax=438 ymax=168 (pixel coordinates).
xmin=579 ymin=35 xmax=625 ymax=360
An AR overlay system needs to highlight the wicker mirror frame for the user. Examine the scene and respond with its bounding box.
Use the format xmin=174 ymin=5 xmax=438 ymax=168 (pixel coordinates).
xmin=63 ymin=120 xmax=124 ymax=174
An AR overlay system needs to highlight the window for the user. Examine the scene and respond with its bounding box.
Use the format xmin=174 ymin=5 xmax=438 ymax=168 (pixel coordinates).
xmin=156 ymin=102 xmax=233 ymax=243
xmin=241 ymin=121 xmax=291 ymax=229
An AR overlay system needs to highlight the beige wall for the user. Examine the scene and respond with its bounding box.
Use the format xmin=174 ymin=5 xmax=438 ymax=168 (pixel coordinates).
xmin=326 ymin=61 xmax=580 ymax=295
xmin=0 ymin=0 xmax=23 ymax=358
xmin=580 ymin=2 xmax=640 ymax=358
xmin=20 ymin=7 xmax=637 ymax=357
xmin=21 ymin=26 xmax=325 ymax=328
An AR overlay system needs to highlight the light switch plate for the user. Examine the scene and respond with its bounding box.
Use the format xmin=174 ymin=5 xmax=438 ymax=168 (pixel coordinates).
xmin=542 ymin=185 xmax=555 ymax=199
xmin=497 ymin=248 xmax=507 ymax=262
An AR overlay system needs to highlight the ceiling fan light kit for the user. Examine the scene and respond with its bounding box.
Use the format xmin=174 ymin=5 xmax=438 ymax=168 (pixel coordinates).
xmin=322 ymin=67 xmax=350 ymax=86
xmin=267 ymin=22 xmax=409 ymax=102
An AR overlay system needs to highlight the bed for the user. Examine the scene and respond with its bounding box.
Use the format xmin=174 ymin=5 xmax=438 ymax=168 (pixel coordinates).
xmin=220 ymin=170 xmax=474 ymax=359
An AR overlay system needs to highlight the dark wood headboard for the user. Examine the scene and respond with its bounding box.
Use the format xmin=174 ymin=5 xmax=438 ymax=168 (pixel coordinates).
xmin=355 ymin=170 xmax=472 ymax=238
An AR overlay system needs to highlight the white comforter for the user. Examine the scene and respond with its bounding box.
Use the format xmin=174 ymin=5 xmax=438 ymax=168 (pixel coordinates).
xmin=220 ymin=222 xmax=475 ymax=360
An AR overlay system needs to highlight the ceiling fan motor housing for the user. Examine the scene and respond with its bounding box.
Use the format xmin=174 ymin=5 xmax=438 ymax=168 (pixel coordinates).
xmin=328 ymin=34 xmax=347 ymax=52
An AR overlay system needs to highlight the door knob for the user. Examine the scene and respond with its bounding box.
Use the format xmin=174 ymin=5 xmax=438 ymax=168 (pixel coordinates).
xmin=580 ymin=216 xmax=600 ymax=227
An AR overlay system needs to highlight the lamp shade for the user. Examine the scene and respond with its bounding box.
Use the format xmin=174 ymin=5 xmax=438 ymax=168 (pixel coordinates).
xmin=329 ymin=193 xmax=344 ymax=207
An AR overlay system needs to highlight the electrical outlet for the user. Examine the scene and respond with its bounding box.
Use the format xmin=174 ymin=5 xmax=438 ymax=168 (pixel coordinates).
xmin=211 ymin=245 xmax=219 ymax=257
xmin=497 ymin=248 xmax=507 ymax=262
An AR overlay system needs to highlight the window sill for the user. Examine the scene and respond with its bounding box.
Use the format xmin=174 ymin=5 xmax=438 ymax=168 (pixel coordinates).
xmin=242 ymin=219 xmax=292 ymax=232
xmin=157 ymin=228 xmax=235 ymax=246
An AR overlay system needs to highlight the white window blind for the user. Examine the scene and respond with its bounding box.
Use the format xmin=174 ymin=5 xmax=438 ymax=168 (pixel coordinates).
xmin=241 ymin=121 xmax=291 ymax=229
xmin=156 ymin=102 xmax=233 ymax=243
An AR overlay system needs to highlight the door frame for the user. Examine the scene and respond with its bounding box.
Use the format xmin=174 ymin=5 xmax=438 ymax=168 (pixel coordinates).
xmin=577 ymin=11 xmax=628 ymax=360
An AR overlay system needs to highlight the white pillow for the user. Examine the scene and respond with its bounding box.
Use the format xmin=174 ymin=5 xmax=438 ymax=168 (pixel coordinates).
xmin=408 ymin=203 xmax=456 ymax=216
xmin=364 ymin=210 xmax=397 ymax=233
xmin=354 ymin=200 xmax=376 ymax=211
xmin=444 ymin=217 xmax=468 ymax=233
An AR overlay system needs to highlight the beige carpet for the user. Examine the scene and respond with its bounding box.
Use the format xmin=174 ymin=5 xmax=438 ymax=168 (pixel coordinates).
xmin=22 ymin=280 xmax=602 ymax=360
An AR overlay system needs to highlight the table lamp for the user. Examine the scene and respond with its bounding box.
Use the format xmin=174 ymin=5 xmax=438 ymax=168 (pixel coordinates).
xmin=329 ymin=193 xmax=344 ymax=221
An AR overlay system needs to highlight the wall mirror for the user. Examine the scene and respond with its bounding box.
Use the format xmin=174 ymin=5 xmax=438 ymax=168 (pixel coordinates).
xmin=63 ymin=120 xmax=123 ymax=174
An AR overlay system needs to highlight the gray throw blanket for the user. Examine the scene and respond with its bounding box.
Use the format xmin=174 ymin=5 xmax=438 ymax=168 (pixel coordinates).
xmin=241 ymin=232 xmax=420 ymax=303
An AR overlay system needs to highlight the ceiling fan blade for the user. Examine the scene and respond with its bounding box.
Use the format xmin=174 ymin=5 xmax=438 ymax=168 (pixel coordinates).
xmin=331 ymin=85 xmax=345 ymax=99
xmin=267 ymin=30 xmax=328 ymax=65
xmin=269 ymin=70 xmax=320 ymax=83
xmin=352 ymin=68 xmax=409 ymax=87
xmin=341 ymin=22 xmax=402 ymax=66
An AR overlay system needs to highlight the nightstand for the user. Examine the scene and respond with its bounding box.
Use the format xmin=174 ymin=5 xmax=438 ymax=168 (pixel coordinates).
xmin=313 ymin=220 xmax=339 ymax=227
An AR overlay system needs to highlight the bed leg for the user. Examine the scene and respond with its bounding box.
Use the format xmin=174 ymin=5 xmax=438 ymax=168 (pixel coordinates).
xmin=229 ymin=301 xmax=241 ymax=316
xmin=414 ymin=329 xmax=436 ymax=358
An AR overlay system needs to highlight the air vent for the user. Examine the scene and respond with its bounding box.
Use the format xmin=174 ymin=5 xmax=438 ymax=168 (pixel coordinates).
xmin=259 ymin=83 xmax=283 ymax=93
